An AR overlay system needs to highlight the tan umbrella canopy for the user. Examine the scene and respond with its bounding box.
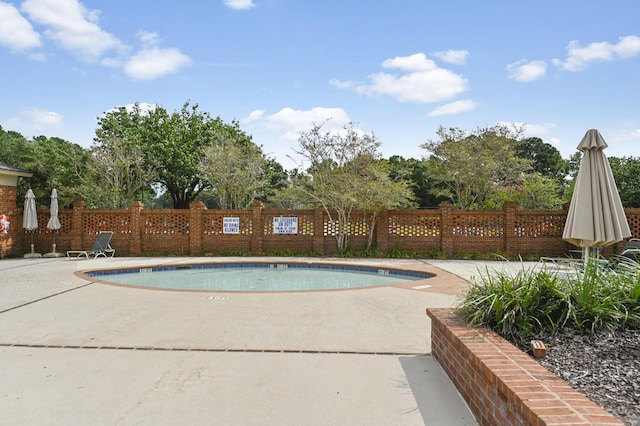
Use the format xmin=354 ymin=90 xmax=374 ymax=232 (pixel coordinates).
xmin=562 ymin=129 xmax=631 ymax=257
xmin=23 ymin=188 xmax=42 ymax=258
xmin=44 ymin=188 xmax=63 ymax=257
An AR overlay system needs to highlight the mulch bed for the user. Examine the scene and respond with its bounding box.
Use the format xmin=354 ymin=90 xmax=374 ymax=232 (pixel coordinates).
xmin=525 ymin=328 xmax=640 ymax=425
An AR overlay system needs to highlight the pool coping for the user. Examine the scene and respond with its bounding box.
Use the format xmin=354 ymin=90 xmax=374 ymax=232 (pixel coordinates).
xmin=73 ymin=258 xmax=465 ymax=294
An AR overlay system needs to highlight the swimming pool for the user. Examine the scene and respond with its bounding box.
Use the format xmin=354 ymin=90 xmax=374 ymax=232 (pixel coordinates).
xmin=87 ymin=263 xmax=431 ymax=292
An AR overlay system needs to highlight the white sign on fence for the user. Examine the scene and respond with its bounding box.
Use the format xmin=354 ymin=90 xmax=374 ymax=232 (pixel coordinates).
xmin=223 ymin=217 xmax=240 ymax=234
xmin=273 ymin=216 xmax=298 ymax=234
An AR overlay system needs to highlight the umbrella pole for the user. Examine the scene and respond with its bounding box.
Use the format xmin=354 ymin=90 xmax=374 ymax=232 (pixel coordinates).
xmin=31 ymin=230 xmax=35 ymax=254
xmin=44 ymin=228 xmax=63 ymax=258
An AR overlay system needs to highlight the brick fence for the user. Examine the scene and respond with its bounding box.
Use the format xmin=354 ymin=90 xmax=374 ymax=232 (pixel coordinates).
xmin=2 ymin=199 xmax=640 ymax=259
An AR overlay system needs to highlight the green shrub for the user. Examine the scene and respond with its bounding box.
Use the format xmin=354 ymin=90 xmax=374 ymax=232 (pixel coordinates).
xmin=564 ymin=258 xmax=640 ymax=333
xmin=385 ymin=246 xmax=445 ymax=259
xmin=260 ymin=248 xmax=317 ymax=257
xmin=458 ymin=257 xmax=640 ymax=346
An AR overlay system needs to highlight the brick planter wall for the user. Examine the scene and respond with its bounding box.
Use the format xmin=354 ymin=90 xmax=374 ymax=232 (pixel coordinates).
xmin=426 ymin=308 xmax=623 ymax=426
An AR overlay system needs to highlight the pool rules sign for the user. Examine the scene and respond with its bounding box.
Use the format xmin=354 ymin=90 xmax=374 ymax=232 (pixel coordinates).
xmin=223 ymin=217 xmax=240 ymax=234
xmin=273 ymin=217 xmax=298 ymax=234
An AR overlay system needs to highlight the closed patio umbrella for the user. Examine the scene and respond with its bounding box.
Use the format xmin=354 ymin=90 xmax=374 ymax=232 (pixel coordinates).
xmin=23 ymin=188 xmax=42 ymax=258
xmin=562 ymin=129 xmax=631 ymax=259
xmin=44 ymin=188 xmax=63 ymax=257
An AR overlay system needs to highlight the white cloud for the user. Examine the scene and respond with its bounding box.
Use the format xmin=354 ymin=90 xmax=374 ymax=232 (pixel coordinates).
xmin=333 ymin=52 xmax=468 ymax=103
xmin=0 ymin=2 xmax=41 ymax=51
xmin=1 ymin=0 xmax=191 ymax=80
xmin=223 ymin=0 xmax=255 ymax=10
xmin=242 ymin=109 xmax=265 ymax=124
xmin=4 ymin=108 xmax=63 ymax=136
xmin=22 ymin=0 xmax=126 ymax=62
xmin=614 ymin=128 xmax=640 ymax=141
xmin=615 ymin=35 xmax=640 ymax=57
xmin=381 ymin=53 xmax=438 ymax=72
xmin=500 ymin=121 xmax=557 ymax=138
xmin=428 ymin=99 xmax=478 ymax=117
xmin=137 ymin=30 xmax=161 ymax=48
xmin=507 ymin=59 xmax=547 ymax=82
xmin=22 ymin=108 xmax=63 ymax=128
xmin=431 ymin=49 xmax=469 ymax=65
xmin=547 ymin=137 xmax=561 ymax=149
xmin=553 ymin=35 xmax=640 ymax=71
xmin=497 ymin=121 xmax=563 ymax=150
xmin=123 ymin=47 xmax=191 ymax=80
xmin=329 ymin=79 xmax=358 ymax=89
xmin=242 ymin=107 xmax=350 ymax=141
xmin=121 ymin=31 xmax=191 ymax=79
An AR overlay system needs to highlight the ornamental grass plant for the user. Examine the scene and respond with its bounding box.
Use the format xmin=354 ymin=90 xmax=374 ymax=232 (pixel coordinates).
xmin=458 ymin=256 xmax=640 ymax=347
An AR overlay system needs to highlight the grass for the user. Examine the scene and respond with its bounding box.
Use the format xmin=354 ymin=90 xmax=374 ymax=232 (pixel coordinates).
xmin=458 ymin=256 xmax=640 ymax=347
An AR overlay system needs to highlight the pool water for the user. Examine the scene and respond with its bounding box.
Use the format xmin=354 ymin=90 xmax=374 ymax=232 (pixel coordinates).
xmin=88 ymin=263 xmax=430 ymax=292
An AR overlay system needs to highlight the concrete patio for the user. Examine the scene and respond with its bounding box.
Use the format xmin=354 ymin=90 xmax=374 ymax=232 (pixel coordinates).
xmin=0 ymin=256 xmax=533 ymax=425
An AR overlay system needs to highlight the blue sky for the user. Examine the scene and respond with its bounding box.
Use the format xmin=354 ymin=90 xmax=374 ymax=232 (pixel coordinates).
xmin=1 ymin=0 xmax=639 ymax=169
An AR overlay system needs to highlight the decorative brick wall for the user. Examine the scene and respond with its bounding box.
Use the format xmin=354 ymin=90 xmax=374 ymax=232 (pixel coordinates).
xmin=426 ymin=308 xmax=624 ymax=426
xmin=6 ymin=200 xmax=640 ymax=258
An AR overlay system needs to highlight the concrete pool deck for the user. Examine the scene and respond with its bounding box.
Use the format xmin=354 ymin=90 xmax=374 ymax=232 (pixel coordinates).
xmin=0 ymin=256 xmax=541 ymax=425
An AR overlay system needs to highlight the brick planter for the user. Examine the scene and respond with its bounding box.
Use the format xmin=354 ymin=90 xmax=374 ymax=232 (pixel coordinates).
xmin=426 ymin=308 xmax=623 ymax=426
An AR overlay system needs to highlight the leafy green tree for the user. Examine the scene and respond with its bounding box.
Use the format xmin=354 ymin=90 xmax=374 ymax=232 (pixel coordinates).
xmin=386 ymin=155 xmax=445 ymax=208
xmin=79 ymin=136 xmax=156 ymax=209
xmin=289 ymin=121 xmax=414 ymax=252
xmin=200 ymin=139 xmax=265 ymax=209
xmin=0 ymin=131 xmax=88 ymax=208
xmin=266 ymin=168 xmax=312 ymax=209
xmin=259 ymin=157 xmax=289 ymax=202
xmin=566 ymin=151 xmax=582 ymax=178
xmin=421 ymin=125 xmax=532 ymax=210
xmin=484 ymin=173 xmax=564 ymax=210
xmin=0 ymin=126 xmax=30 ymax=166
xmin=0 ymin=127 xmax=32 ymax=205
xmin=609 ymin=156 xmax=640 ymax=208
xmin=25 ymin=136 xmax=89 ymax=208
xmin=515 ymin=137 xmax=568 ymax=185
xmin=95 ymin=101 xmax=255 ymax=208
xmin=357 ymin=161 xmax=416 ymax=249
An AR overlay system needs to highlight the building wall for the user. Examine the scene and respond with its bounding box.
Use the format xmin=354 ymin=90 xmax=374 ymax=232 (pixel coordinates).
xmin=0 ymin=185 xmax=19 ymax=258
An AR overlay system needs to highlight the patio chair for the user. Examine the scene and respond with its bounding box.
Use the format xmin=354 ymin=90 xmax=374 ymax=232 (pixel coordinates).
xmin=618 ymin=238 xmax=640 ymax=261
xmin=66 ymin=231 xmax=116 ymax=260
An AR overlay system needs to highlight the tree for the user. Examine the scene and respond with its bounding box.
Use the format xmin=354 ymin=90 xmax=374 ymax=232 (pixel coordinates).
xmin=515 ymin=137 xmax=568 ymax=185
xmin=0 ymin=131 xmax=89 ymax=208
xmin=200 ymin=138 xmax=266 ymax=209
xmin=484 ymin=173 xmax=564 ymax=210
xmin=357 ymin=161 xmax=416 ymax=249
xmin=386 ymin=155 xmax=445 ymax=208
xmin=421 ymin=125 xmax=532 ymax=210
xmin=26 ymin=136 xmax=89 ymax=208
xmin=609 ymin=156 xmax=640 ymax=208
xmin=0 ymin=126 xmax=29 ymax=166
xmin=289 ymin=121 xmax=415 ymax=252
xmin=95 ymin=101 xmax=255 ymax=208
xmin=258 ymin=157 xmax=289 ymax=202
xmin=266 ymin=168 xmax=313 ymax=209
xmin=79 ymin=136 xmax=156 ymax=209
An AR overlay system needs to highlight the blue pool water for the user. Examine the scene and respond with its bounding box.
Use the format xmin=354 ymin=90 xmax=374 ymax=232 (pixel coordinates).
xmin=88 ymin=263 xmax=430 ymax=292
